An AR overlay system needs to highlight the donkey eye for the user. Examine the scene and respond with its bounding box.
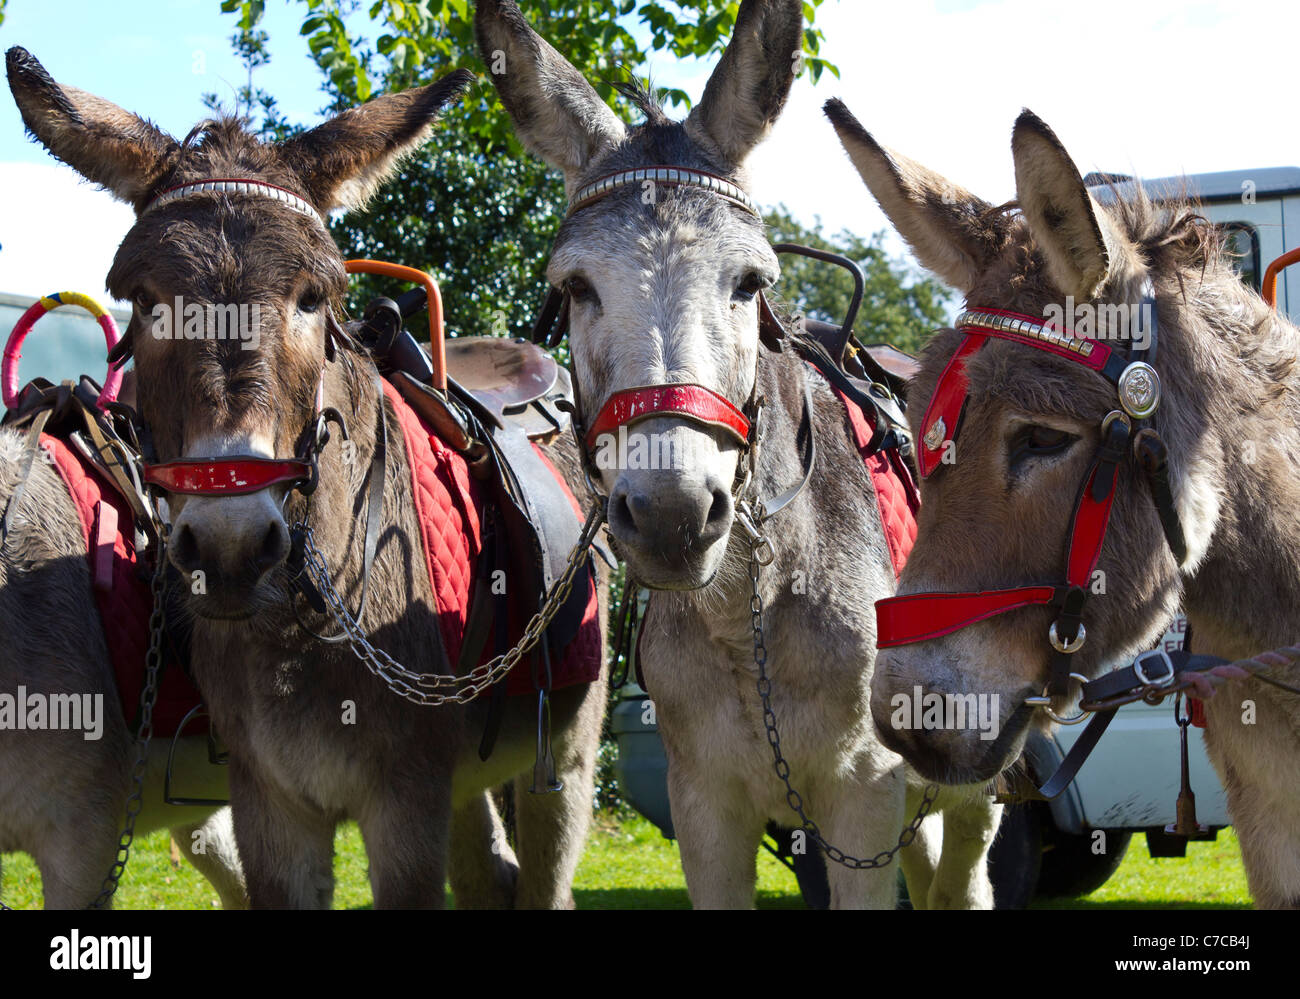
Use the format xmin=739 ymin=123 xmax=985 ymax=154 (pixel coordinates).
xmin=565 ymin=276 xmax=597 ymax=305
xmin=1010 ymin=425 xmax=1076 ymax=465
xmin=734 ymin=272 xmax=768 ymax=303
xmin=297 ymin=290 xmax=324 ymax=314
xmin=133 ymin=290 xmax=157 ymax=313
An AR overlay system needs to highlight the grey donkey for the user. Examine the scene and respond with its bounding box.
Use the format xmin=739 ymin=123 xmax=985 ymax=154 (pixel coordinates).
xmin=0 ymin=407 xmax=247 ymax=907
xmin=477 ymin=0 xmax=1002 ymax=908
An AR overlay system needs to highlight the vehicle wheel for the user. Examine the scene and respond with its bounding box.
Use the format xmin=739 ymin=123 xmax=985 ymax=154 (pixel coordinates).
xmin=987 ymin=801 xmax=1042 ymax=909
xmin=1036 ymin=825 xmax=1131 ymax=898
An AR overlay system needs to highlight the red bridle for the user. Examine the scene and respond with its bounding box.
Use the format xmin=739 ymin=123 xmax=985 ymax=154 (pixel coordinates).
xmin=584 ymin=383 xmax=752 ymax=451
xmin=142 ymin=457 xmax=313 ymax=496
xmin=874 ymin=301 xmax=1171 ymax=698
xmin=142 ymin=370 xmax=328 ymax=498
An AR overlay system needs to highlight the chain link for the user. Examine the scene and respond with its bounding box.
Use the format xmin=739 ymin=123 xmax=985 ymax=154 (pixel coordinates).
xmin=293 ymin=503 xmax=605 ymax=707
xmin=0 ymin=547 xmax=166 ymax=911
xmin=748 ymin=537 xmax=938 ymax=870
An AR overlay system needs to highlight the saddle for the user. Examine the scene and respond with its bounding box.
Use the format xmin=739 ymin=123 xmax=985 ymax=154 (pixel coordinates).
xmin=1 ymin=378 xmax=203 ymax=737
xmin=355 ymin=318 xmax=608 ymax=760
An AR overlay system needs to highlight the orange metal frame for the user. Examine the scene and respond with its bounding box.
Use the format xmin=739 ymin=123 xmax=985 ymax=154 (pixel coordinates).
xmin=1261 ymin=247 xmax=1300 ymax=309
xmin=344 ymin=259 xmax=447 ymax=390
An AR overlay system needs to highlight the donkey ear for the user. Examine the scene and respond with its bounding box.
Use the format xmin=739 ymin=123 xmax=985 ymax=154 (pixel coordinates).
xmin=474 ymin=0 xmax=626 ymax=180
xmin=684 ymin=0 xmax=803 ymax=167
xmin=281 ymin=70 xmax=474 ymax=214
xmin=1012 ymin=109 xmax=1126 ymax=301
xmin=7 ymin=46 xmax=177 ymax=209
xmin=825 ymin=98 xmax=1001 ymax=293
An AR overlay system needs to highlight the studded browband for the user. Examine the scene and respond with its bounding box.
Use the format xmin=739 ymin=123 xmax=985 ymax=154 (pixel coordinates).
xmin=143 ymin=178 xmax=326 ymax=227
xmin=568 ymin=166 xmax=762 ymax=219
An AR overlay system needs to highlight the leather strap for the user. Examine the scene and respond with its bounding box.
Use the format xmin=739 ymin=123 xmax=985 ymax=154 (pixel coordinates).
xmin=0 ymin=408 xmax=51 ymax=541
xmin=1037 ymin=708 xmax=1118 ymax=799
xmin=757 ymin=374 xmax=816 ymax=522
xmin=876 ymin=585 xmax=1062 ymax=647
xmin=143 ymin=456 xmax=313 ymax=495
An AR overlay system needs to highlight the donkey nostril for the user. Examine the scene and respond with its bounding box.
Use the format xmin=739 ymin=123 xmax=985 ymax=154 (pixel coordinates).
xmin=172 ymin=523 xmax=203 ymax=574
xmin=253 ymin=520 xmax=289 ymax=575
xmin=705 ymin=488 xmax=731 ymax=528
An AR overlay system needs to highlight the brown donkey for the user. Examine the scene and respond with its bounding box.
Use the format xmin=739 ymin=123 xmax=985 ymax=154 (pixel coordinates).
xmin=827 ymin=100 xmax=1300 ymax=908
xmin=8 ymin=47 xmax=608 ymax=908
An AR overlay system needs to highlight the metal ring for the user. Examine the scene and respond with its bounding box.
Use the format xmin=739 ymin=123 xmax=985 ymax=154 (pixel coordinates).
xmin=1025 ymin=672 xmax=1092 ymax=725
xmin=1049 ymin=620 xmax=1087 ymax=654
xmin=1100 ymin=409 xmax=1131 ymax=438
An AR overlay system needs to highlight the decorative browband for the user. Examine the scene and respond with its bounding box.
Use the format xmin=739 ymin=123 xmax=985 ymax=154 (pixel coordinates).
xmin=568 ymin=166 xmax=761 ymax=219
xmin=143 ymin=178 xmax=326 ymax=227
xmin=954 ymin=309 xmax=1099 ymax=359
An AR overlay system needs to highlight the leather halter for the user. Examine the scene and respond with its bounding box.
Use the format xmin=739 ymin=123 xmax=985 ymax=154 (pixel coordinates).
xmin=548 ymin=165 xmax=771 ymax=498
xmin=142 ymin=456 xmax=315 ymax=496
xmin=874 ymin=291 xmax=1186 ymax=700
xmin=132 ymin=178 xmax=338 ymax=499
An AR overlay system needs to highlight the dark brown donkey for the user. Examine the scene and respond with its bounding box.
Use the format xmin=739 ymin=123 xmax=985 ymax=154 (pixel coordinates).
xmin=828 ymin=100 xmax=1300 ymax=908
xmin=8 ymin=47 xmax=607 ymax=908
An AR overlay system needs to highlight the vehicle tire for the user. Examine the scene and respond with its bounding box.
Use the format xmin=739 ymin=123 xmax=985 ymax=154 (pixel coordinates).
xmin=987 ymin=801 xmax=1042 ymax=910
xmin=1036 ymin=825 xmax=1131 ymax=898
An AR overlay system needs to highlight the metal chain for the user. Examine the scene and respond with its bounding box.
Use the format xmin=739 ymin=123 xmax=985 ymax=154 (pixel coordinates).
xmin=0 ymin=547 xmax=166 ymax=911
xmin=748 ymin=538 xmax=939 ymax=870
xmin=293 ymin=503 xmax=605 ymax=707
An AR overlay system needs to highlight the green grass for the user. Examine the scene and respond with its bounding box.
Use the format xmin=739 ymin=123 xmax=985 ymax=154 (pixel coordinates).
xmin=0 ymin=815 xmax=1251 ymax=909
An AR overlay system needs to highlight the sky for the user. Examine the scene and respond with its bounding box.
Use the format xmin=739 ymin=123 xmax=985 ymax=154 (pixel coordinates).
xmin=1 ymin=0 xmax=1296 ymax=308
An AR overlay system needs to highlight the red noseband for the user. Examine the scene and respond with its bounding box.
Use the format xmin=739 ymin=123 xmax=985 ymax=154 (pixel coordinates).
xmin=143 ymin=457 xmax=313 ymax=496
xmin=584 ymin=384 xmax=751 ymax=451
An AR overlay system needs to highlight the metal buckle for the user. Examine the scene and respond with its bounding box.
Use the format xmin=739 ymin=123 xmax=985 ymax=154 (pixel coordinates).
xmin=1049 ymin=619 xmax=1087 ymax=654
xmin=1133 ymin=648 xmax=1176 ymax=688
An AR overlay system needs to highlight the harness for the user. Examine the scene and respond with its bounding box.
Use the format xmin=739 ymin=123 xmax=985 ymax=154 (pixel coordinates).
xmin=871 ymin=292 xmax=1239 ymax=798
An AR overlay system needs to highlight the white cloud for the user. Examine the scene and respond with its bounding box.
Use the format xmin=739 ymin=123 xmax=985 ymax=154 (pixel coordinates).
xmin=0 ymin=162 xmax=134 ymax=306
xmin=738 ymin=0 xmax=1296 ymax=288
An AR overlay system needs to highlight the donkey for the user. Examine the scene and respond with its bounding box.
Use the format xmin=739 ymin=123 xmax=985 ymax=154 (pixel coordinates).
xmin=477 ymin=0 xmax=1001 ymax=909
xmin=827 ymin=100 xmax=1300 ymax=908
xmin=0 ymin=341 xmax=249 ymax=907
xmin=8 ymin=46 xmax=608 ymax=909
